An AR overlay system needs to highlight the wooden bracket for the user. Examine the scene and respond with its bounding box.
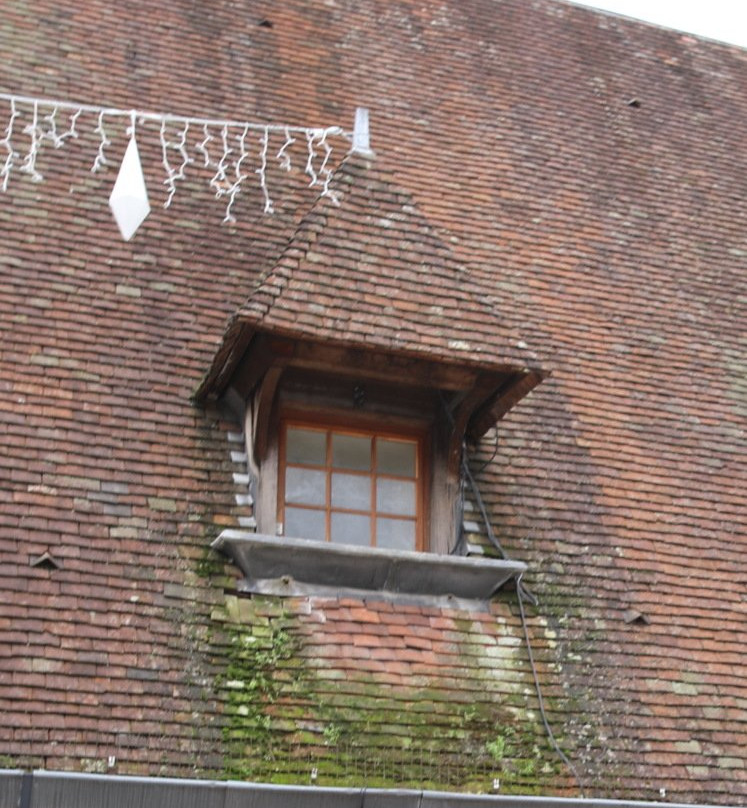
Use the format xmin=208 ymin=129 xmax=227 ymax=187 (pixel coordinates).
xmin=444 ymin=373 xmax=507 ymax=477
xmin=467 ymin=369 xmax=545 ymax=440
xmin=253 ymin=365 xmax=284 ymax=463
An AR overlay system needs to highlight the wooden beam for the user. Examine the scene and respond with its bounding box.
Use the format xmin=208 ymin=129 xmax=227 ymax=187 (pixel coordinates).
xmin=253 ymin=366 xmax=284 ymax=463
xmin=467 ymin=369 xmax=546 ymax=439
xmin=231 ymin=334 xmax=287 ymax=400
xmin=445 ymin=374 xmax=506 ymax=476
xmin=193 ymin=321 xmax=255 ymax=403
xmin=286 ymin=339 xmax=480 ymax=391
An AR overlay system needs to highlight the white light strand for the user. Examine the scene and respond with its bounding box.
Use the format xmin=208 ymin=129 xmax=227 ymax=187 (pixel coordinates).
xmin=160 ymin=119 xmax=178 ymax=208
xmin=196 ymin=123 xmax=213 ymax=168
xmin=210 ymin=124 xmax=232 ymax=200
xmin=277 ymin=127 xmax=295 ymax=172
xmin=305 ymin=130 xmax=319 ymax=188
xmin=224 ymin=125 xmax=250 ymax=224
xmin=160 ymin=119 xmax=194 ymax=208
xmin=62 ymin=108 xmax=82 ymax=144
xmin=0 ymin=98 xmax=19 ymax=192
xmin=91 ymin=111 xmax=110 ymax=173
xmin=319 ymin=136 xmax=340 ymax=205
xmin=174 ymin=121 xmax=192 ymax=180
xmin=20 ymin=100 xmax=43 ymax=182
xmin=44 ymin=106 xmax=80 ymax=149
xmin=44 ymin=107 xmax=61 ymax=147
xmin=257 ymin=126 xmax=274 ymax=214
xmin=0 ymin=91 xmax=353 ymax=226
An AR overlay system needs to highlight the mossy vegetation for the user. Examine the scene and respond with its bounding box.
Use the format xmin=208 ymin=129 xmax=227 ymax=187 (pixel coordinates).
xmin=217 ymin=604 xmax=298 ymax=780
xmin=195 ymin=545 xmax=226 ymax=579
xmin=212 ymin=594 xmax=566 ymax=793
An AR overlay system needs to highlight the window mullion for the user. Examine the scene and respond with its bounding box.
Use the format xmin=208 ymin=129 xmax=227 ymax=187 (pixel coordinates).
xmin=326 ymin=429 xmax=334 ymax=542
xmin=371 ymin=437 xmax=377 ymax=547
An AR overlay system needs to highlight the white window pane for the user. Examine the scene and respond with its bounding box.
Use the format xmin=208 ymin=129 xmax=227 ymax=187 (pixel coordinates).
xmin=332 ymin=433 xmax=371 ymax=471
xmin=377 ymin=518 xmax=415 ymax=551
xmin=285 ymin=467 xmax=326 ymax=505
xmin=331 ymin=512 xmax=370 ymax=546
xmin=377 ymin=439 xmax=416 ymax=477
xmin=331 ymin=472 xmax=371 ymax=510
xmin=286 ymin=427 xmax=326 ymax=465
xmin=285 ymin=507 xmax=326 ymax=541
xmin=376 ymin=478 xmax=416 ymax=516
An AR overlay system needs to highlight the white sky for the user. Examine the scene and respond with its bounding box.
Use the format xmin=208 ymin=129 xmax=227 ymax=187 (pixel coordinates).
xmin=569 ymin=0 xmax=747 ymax=48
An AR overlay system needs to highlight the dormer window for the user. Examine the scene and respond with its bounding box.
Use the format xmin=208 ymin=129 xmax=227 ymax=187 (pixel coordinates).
xmin=280 ymin=421 xmax=425 ymax=550
xmin=195 ymin=149 xmax=544 ymax=598
xmin=206 ymin=339 xmax=540 ymax=557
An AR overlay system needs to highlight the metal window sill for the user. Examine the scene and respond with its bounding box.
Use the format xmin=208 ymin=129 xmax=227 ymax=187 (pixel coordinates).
xmin=212 ymin=531 xmax=526 ymax=604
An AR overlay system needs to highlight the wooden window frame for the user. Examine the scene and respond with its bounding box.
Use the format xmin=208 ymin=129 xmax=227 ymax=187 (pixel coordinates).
xmin=277 ymin=415 xmax=428 ymax=552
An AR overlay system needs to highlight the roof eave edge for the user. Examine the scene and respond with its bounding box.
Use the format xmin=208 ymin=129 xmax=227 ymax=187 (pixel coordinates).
xmin=193 ymin=316 xmax=256 ymax=404
xmin=231 ymin=316 xmax=534 ymax=376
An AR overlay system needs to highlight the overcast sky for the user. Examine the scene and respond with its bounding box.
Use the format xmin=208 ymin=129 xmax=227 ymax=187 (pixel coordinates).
xmin=570 ymin=0 xmax=747 ymax=48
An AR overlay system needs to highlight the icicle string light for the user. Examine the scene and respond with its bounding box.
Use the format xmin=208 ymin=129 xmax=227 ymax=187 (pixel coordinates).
xmin=0 ymin=91 xmax=352 ymax=223
xmin=20 ymin=100 xmax=44 ymax=182
xmin=223 ymin=124 xmax=250 ymax=224
xmin=0 ymin=98 xmax=19 ymax=192
xmin=257 ymin=126 xmax=274 ymax=214
xmin=319 ymin=136 xmax=340 ymax=205
xmin=210 ymin=124 xmax=232 ymax=200
xmin=305 ymin=130 xmax=319 ymax=187
xmin=196 ymin=124 xmax=213 ymax=168
xmin=277 ymin=127 xmax=294 ymax=173
xmin=160 ymin=119 xmax=179 ymax=208
xmin=92 ymin=110 xmax=110 ymax=173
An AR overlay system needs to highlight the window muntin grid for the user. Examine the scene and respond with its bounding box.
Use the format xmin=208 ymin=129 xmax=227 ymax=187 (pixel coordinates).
xmin=280 ymin=423 xmax=423 ymax=550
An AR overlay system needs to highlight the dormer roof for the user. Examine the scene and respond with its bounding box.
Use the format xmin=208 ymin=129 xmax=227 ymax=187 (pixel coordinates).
xmin=197 ymin=151 xmax=544 ymax=405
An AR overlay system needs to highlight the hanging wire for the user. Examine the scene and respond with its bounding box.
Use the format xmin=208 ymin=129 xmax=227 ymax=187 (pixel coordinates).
xmin=465 ymin=449 xmax=585 ymax=794
xmin=517 ymin=575 xmax=586 ymax=795
xmin=438 ymin=390 xmax=584 ymax=794
xmin=476 ymin=426 xmax=500 ymax=473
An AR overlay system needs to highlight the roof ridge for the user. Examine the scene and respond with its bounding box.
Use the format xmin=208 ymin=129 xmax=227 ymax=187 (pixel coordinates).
xmin=242 ymin=194 xmax=333 ymax=323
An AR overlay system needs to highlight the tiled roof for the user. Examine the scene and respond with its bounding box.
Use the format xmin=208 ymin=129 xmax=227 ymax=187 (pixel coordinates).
xmin=237 ymin=150 xmax=537 ymax=371
xmin=0 ymin=0 xmax=745 ymax=804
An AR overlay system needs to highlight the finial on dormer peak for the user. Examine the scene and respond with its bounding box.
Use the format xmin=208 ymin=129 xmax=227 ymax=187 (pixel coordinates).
xmin=352 ymin=107 xmax=375 ymax=157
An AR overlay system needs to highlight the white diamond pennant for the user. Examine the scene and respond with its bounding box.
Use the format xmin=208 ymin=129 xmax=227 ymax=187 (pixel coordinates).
xmin=109 ymin=136 xmax=150 ymax=241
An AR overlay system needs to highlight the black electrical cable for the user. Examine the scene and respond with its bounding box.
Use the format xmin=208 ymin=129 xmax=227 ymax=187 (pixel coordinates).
xmin=462 ymin=453 xmax=507 ymax=558
xmin=475 ymin=426 xmax=500 ymax=474
xmin=439 ymin=388 xmax=583 ymax=790
xmin=448 ymin=395 xmax=584 ymax=794
xmin=465 ymin=454 xmax=584 ymax=793
xmin=516 ymin=573 xmax=586 ymax=796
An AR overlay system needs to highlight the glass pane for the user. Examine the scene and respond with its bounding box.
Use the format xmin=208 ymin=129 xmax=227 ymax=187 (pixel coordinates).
xmin=377 ymin=439 xmax=416 ymax=477
xmin=331 ymin=512 xmax=370 ymax=546
xmin=331 ymin=472 xmax=371 ymax=510
xmin=377 ymin=478 xmax=416 ymax=516
xmin=285 ymin=507 xmax=326 ymax=541
xmin=377 ymin=518 xmax=416 ymax=551
xmin=286 ymin=427 xmax=326 ymax=465
xmin=285 ymin=467 xmax=326 ymax=505
xmin=332 ymin=433 xmax=371 ymax=471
